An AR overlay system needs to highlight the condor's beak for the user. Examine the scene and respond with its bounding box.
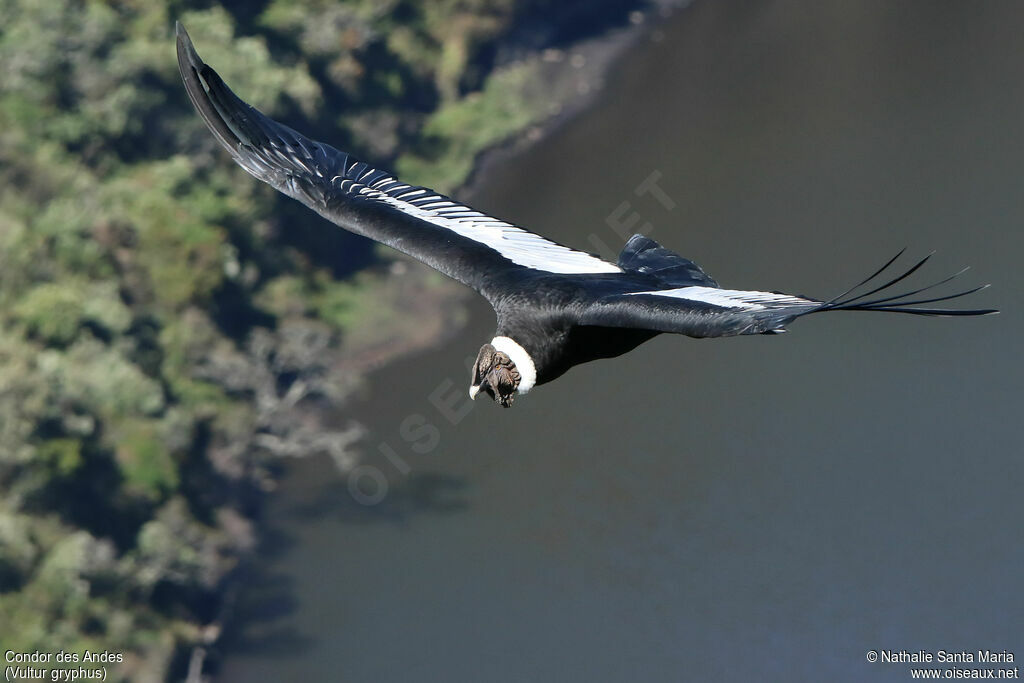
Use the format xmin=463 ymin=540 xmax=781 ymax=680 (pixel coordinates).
xmin=469 ymin=385 xmax=480 ymax=400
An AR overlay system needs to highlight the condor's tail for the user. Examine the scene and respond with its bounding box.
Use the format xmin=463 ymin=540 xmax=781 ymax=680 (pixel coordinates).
xmin=817 ymin=249 xmax=997 ymax=317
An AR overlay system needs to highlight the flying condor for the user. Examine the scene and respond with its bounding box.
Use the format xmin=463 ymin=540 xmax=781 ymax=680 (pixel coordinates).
xmin=176 ymin=24 xmax=996 ymax=408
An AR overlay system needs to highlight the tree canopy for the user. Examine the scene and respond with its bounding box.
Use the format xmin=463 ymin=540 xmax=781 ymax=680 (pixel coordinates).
xmin=0 ymin=0 xmax=636 ymax=678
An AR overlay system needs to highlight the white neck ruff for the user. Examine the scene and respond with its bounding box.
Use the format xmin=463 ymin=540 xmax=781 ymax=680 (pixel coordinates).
xmin=490 ymin=336 xmax=537 ymax=394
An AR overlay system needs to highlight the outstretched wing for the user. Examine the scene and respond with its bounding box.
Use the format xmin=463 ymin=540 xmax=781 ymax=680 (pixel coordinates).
xmin=616 ymin=234 xmax=719 ymax=287
xmin=581 ymin=285 xmax=822 ymax=337
xmin=582 ymin=250 xmax=995 ymax=338
xmin=175 ymin=23 xmax=620 ymax=299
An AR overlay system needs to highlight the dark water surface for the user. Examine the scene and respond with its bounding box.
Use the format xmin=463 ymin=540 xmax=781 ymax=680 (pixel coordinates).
xmin=219 ymin=2 xmax=1023 ymax=681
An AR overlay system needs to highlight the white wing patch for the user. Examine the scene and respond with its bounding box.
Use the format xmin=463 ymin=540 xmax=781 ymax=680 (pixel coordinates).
xmin=626 ymin=285 xmax=817 ymax=310
xmin=333 ymin=170 xmax=621 ymax=275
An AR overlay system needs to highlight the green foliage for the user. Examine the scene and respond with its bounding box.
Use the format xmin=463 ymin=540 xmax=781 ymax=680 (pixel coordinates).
xmin=12 ymin=281 xmax=131 ymax=345
xmin=181 ymin=6 xmax=322 ymax=115
xmin=0 ymin=0 xmax=563 ymax=679
xmin=36 ymin=439 xmax=83 ymax=478
xmin=37 ymin=337 xmax=165 ymax=419
xmin=12 ymin=284 xmax=90 ymax=346
xmin=112 ymin=419 xmax=179 ymax=501
xmin=397 ymin=62 xmax=547 ymax=191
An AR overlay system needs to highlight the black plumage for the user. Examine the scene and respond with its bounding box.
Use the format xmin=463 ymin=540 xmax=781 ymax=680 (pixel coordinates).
xmin=176 ymin=24 xmax=995 ymax=408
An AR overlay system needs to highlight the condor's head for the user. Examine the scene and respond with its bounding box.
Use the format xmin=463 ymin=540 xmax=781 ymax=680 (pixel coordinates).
xmin=468 ymin=337 xmax=537 ymax=408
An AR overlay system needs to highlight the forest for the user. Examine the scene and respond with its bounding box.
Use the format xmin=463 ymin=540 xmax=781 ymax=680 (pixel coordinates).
xmin=0 ymin=0 xmax=641 ymax=679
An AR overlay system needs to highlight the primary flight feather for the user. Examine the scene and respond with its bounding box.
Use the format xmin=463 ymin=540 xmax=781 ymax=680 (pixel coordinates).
xmin=176 ymin=23 xmax=995 ymax=408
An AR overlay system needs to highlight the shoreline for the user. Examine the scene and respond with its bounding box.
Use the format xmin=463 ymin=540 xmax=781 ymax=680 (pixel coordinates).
xmin=206 ymin=3 xmax=694 ymax=679
xmin=464 ymin=2 xmax=690 ymax=197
